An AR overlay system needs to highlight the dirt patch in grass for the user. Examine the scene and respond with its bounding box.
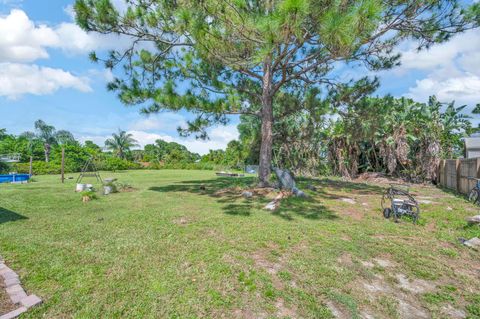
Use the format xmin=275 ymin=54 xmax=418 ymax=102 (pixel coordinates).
xmin=355 ymin=172 xmax=404 ymax=184
xmin=213 ymin=186 xmax=244 ymax=196
xmin=441 ymin=304 xmax=467 ymax=319
xmin=331 ymin=254 xmax=438 ymax=318
xmin=373 ymin=257 xmax=395 ymax=268
xmin=339 ymin=197 xmax=356 ymax=204
xmin=0 ymin=281 xmax=16 ymax=315
xmin=172 ymin=216 xmax=193 ymax=225
xmin=356 ymin=273 xmax=432 ymax=318
xmin=248 ymin=244 xmax=303 ymax=317
xmin=252 ymin=249 xmax=282 ymax=277
xmin=214 ymin=187 xmax=278 ymax=198
xmin=326 ymin=301 xmax=351 ymax=319
xmin=275 ymin=298 xmax=297 ymax=318
xmin=395 ymin=273 xmax=436 ymax=294
xmin=232 ymin=308 xmax=267 ymax=319
xmin=337 ymin=253 xmax=353 ymax=267
xmin=340 ymin=209 xmax=364 ymax=220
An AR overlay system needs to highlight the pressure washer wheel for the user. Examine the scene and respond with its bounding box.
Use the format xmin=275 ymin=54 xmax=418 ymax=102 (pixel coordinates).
xmin=383 ymin=208 xmax=392 ymax=219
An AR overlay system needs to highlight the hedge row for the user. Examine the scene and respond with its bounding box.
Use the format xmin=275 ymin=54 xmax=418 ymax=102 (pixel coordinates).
xmin=8 ymin=159 xmax=227 ymax=175
xmin=11 ymin=158 xmax=140 ymax=175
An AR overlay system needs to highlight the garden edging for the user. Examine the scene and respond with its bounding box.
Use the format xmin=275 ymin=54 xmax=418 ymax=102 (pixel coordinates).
xmin=0 ymin=256 xmax=41 ymax=319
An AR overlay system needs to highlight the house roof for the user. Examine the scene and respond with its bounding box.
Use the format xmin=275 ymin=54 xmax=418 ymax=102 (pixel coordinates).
xmin=465 ymin=137 xmax=480 ymax=150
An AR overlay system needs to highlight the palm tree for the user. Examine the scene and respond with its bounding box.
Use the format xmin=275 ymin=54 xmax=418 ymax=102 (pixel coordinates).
xmin=29 ymin=120 xmax=76 ymax=162
xmin=55 ymin=130 xmax=76 ymax=145
xmin=105 ymin=130 xmax=139 ymax=159
xmin=34 ymin=120 xmax=58 ymax=162
xmin=473 ymin=104 xmax=480 ymax=114
xmin=19 ymin=131 xmax=38 ymax=159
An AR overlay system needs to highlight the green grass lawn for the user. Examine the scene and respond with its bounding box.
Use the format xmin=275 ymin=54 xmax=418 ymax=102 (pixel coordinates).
xmin=1 ymin=170 xmax=479 ymax=318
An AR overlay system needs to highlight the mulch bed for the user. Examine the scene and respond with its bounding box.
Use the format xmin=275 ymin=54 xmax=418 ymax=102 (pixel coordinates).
xmin=0 ymin=280 xmax=16 ymax=315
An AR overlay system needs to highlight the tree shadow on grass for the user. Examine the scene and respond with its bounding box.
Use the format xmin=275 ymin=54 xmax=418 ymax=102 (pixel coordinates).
xmin=149 ymin=177 xmax=259 ymax=217
xmin=0 ymin=207 xmax=28 ymax=224
xmin=148 ymin=176 xmax=383 ymax=221
xmin=296 ymin=177 xmax=385 ymax=200
xmin=272 ymin=197 xmax=339 ymax=221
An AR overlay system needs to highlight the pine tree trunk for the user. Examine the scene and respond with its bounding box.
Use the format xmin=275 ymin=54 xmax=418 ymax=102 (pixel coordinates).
xmin=258 ymin=60 xmax=273 ymax=187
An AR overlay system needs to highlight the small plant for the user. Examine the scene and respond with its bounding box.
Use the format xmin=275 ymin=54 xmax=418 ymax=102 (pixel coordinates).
xmin=81 ymin=190 xmax=97 ymax=202
xmin=101 ymin=181 xmax=135 ymax=195
xmin=103 ymin=181 xmax=118 ymax=194
xmin=116 ymin=182 xmax=135 ymax=192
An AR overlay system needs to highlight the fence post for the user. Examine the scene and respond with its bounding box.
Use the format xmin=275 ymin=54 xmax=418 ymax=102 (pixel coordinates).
xmin=444 ymin=160 xmax=448 ymax=188
xmin=437 ymin=160 xmax=441 ymax=184
xmin=61 ymin=147 xmax=65 ymax=183
xmin=476 ymin=158 xmax=480 ymax=179
xmin=455 ymin=159 xmax=461 ymax=192
xmin=439 ymin=160 xmax=445 ymax=186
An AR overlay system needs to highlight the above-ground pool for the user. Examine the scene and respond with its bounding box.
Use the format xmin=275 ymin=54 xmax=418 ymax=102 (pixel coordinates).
xmin=0 ymin=174 xmax=30 ymax=183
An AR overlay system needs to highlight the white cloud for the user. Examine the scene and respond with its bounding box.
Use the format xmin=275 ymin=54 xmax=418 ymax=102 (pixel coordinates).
xmin=0 ymin=9 xmax=134 ymax=99
xmin=397 ymin=30 xmax=480 ymax=74
xmin=129 ymin=124 xmax=239 ymax=155
xmin=127 ymin=130 xmax=175 ymax=147
xmin=0 ymin=0 xmax=23 ymax=6
xmin=129 ymin=113 xmax=188 ymax=132
xmin=0 ymin=63 xmax=91 ymax=99
xmin=0 ymin=9 xmax=133 ymax=63
xmin=396 ymin=29 xmax=480 ymax=108
xmin=87 ymin=68 xmax=115 ymax=83
xmin=110 ymin=0 xmax=129 ymax=13
xmin=0 ymin=9 xmax=58 ymax=63
xmin=77 ymin=135 xmax=110 ymax=149
xmin=406 ymin=74 xmax=480 ymax=105
xmin=209 ymin=125 xmax=240 ymax=143
xmin=175 ymin=125 xmax=240 ymax=155
xmin=54 ymin=22 xmax=133 ymax=55
xmin=63 ymin=5 xmax=75 ymax=20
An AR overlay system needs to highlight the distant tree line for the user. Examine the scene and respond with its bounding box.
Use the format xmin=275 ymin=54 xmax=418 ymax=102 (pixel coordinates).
xmin=0 ymin=120 xmax=247 ymax=175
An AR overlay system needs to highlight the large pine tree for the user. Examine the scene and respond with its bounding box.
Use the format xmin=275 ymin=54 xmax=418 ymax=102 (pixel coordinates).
xmin=75 ymin=0 xmax=479 ymax=186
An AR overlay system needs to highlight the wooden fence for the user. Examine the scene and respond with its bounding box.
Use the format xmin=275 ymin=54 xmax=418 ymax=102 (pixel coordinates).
xmin=438 ymin=158 xmax=480 ymax=194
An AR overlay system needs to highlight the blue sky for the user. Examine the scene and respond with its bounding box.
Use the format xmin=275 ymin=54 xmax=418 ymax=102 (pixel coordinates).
xmin=0 ymin=0 xmax=479 ymax=154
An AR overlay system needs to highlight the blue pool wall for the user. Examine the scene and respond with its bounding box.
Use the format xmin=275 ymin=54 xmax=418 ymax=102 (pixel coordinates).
xmin=0 ymin=174 xmax=30 ymax=183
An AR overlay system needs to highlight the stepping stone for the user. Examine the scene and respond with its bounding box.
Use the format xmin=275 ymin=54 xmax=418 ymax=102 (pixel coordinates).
xmin=242 ymin=191 xmax=253 ymax=198
xmin=6 ymin=284 xmax=27 ymax=303
xmin=265 ymin=201 xmax=278 ymax=211
xmin=464 ymin=237 xmax=480 ymax=250
xmin=466 ymin=215 xmax=480 ymax=224
xmin=3 ymin=271 xmax=19 ymax=281
xmin=341 ymin=198 xmax=356 ymax=204
xmin=4 ymin=277 xmax=20 ymax=287
xmin=418 ymin=199 xmax=433 ymax=204
xmin=6 ymin=284 xmax=24 ymax=294
xmin=0 ymin=307 xmax=28 ymax=319
xmin=293 ymin=188 xmax=307 ymax=198
xmin=0 ymin=266 xmax=14 ymax=276
xmin=20 ymin=295 xmax=42 ymax=308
